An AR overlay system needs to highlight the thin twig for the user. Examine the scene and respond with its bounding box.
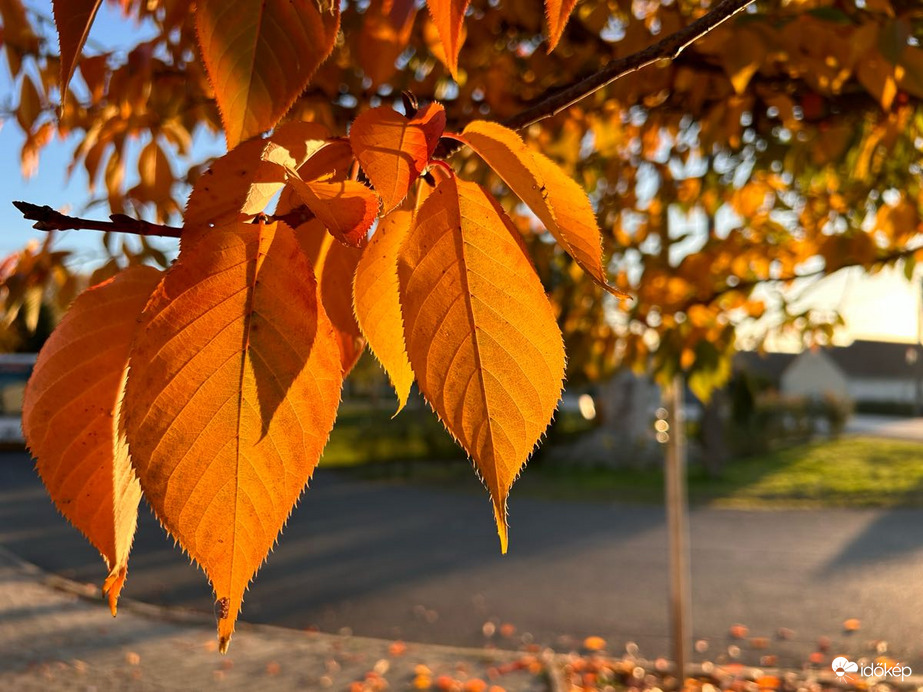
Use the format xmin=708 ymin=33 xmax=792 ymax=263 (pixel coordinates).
xmin=681 ymin=244 xmax=923 ymax=311
xmin=12 ymin=201 xmax=317 ymax=239
xmin=13 ymin=201 xmax=183 ymax=238
xmin=503 ymin=0 xmax=757 ymax=131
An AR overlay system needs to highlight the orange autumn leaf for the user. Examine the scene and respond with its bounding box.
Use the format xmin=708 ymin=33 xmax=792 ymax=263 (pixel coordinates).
xmin=398 ymin=176 xmax=565 ymax=551
xmin=52 ymin=0 xmax=102 ymax=99
xmin=184 ymin=121 xmax=332 ymax=234
xmin=425 ymin=0 xmax=470 ymax=79
xmin=283 ymin=170 xmax=379 ymax=247
xmin=354 ymin=209 xmax=415 ymax=411
xmin=583 ymin=636 xmax=606 ymax=651
xmin=544 ymin=0 xmax=578 ymax=52
xmin=349 ymin=103 xmax=446 ymax=213
xmin=296 ymin=220 xmax=366 ymax=374
xmin=357 ymin=0 xmax=418 ymax=88
xmin=22 ymin=265 xmax=162 ymax=616
xmin=273 ymin=140 xmax=357 ymax=218
xmin=123 ymin=220 xmax=343 ymax=652
xmin=196 ymin=0 xmax=340 ymax=148
xmin=460 ymin=121 xmax=627 ymax=298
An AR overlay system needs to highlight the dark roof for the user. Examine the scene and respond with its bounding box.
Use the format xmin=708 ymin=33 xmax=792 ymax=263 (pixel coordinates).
xmin=827 ymin=340 xmax=923 ymax=380
xmin=736 ymin=340 xmax=923 ymax=383
xmin=733 ymin=351 xmax=796 ymax=383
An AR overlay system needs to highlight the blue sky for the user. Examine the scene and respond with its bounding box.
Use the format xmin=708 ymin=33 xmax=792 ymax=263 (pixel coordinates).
xmin=0 ymin=1 xmax=918 ymax=344
xmin=0 ymin=1 xmax=223 ymax=269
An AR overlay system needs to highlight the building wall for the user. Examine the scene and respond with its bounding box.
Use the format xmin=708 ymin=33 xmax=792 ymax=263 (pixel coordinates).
xmin=848 ymin=378 xmax=918 ymax=404
xmin=780 ymin=350 xmax=850 ymax=399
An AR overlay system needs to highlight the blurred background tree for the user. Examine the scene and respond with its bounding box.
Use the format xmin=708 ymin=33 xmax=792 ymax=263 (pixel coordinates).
xmin=1 ymin=0 xmax=922 ymax=398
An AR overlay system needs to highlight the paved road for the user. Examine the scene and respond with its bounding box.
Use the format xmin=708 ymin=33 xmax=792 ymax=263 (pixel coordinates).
xmin=847 ymin=414 xmax=923 ymax=441
xmin=4 ymin=451 xmax=923 ymax=669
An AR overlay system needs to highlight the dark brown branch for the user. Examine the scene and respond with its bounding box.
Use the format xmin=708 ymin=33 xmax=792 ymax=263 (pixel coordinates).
xmin=502 ymin=0 xmax=757 ymax=131
xmin=13 ymin=201 xmax=183 ymax=238
xmin=12 ymin=201 xmax=317 ymax=240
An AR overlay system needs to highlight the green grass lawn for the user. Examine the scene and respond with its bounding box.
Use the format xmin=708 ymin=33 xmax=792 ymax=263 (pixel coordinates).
xmin=322 ymin=407 xmax=923 ymax=508
xmin=506 ymin=436 xmax=923 ymax=508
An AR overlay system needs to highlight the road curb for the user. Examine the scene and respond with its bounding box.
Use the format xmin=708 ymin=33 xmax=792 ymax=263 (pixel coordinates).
xmin=0 ymin=543 xmax=560 ymax=689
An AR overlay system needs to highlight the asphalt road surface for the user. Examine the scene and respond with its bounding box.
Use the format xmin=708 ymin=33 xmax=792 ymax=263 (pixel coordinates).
xmin=4 ymin=451 xmax=923 ymax=669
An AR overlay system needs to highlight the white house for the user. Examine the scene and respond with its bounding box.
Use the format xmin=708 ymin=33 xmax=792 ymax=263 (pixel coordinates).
xmin=738 ymin=340 xmax=923 ymax=408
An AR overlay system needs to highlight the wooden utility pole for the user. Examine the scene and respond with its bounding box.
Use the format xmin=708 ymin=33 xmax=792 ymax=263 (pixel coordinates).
xmin=664 ymin=375 xmax=691 ymax=681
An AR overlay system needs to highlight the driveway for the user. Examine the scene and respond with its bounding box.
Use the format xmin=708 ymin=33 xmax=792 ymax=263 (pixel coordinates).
xmin=3 ymin=452 xmax=923 ymax=669
xmin=847 ymin=414 xmax=923 ymax=441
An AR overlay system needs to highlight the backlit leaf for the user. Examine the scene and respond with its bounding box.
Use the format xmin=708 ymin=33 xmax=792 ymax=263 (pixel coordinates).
xmin=184 ymin=122 xmax=331 ymax=234
xmin=196 ymin=0 xmax=340 ymax=148
xmin=398 ymin=177 xmax=565 ymax=551
xmin=284 ymin=171 xmax=379 ymax=247
xmin=425 ymin=0 xmax=470 ymax=79
xmin=354 ymin=209 xmax=415 ymax=411
xmin=460 ymin=120 xmax=627 ymax=298
xmin=357 ymin=0 xmax=417 ymax=87
xmin=22 ymin=265 xmax=162 ymax=616
xmin=16 ymin=75 xmax=41 ymax=132
xmin=53 ymin=0 xmax=102 ymax=99
xmin=296 ymin=220 xmax=366 ymax=374
xmin=123 ymin=220 xmax=343 ymax=652
xmin=544 ymin=0 xmax=578 ymax=52
xmin=350 ymin=103 xmax=446 ymax=213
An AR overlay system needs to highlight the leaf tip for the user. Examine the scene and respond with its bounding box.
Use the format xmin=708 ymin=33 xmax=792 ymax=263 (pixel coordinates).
xmin=216 ymin=596 xmax=235 ymax=653
xmin=102 ymin=565 xmax=128 ymax=617
xmin=604 ymin=284 xmax=633 ymax=300
xmin=493 ymin=501 xmax=509 ymax=555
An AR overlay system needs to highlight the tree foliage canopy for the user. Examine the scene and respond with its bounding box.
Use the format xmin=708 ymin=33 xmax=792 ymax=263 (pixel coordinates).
xmin=3 ymin=0 xmax=923 ymax=650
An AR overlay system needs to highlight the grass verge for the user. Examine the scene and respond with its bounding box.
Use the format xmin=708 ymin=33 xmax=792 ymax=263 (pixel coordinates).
xmin=324 ymin=409 xmax=923 ymax=509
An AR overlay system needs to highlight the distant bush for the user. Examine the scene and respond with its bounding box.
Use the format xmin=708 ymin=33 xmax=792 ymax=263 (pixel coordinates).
xmin=729 ymin=392 xmax=852 ymax=457
xmin=854 ymin=400 xmax=918 ymax=417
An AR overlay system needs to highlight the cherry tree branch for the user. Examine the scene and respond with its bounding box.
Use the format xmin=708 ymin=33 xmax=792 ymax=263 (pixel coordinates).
xmin=680 ymin=244 xmax=923 ymax=312
xmin=504 ymin=0 xmax=756 ymax=130
xmin=12 ymin=201 xmax=316 ymax=240
xmin=13 ymin=201 xmax=183 ymax=238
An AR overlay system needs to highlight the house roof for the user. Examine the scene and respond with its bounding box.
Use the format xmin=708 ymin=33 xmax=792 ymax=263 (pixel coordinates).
xmin=827 ymin=340 xmax=923 ymax=380
xmin=733 ymin=350 xmax=796 ymax=383
xmin=736 ymin=340 xmax=923 ymax=383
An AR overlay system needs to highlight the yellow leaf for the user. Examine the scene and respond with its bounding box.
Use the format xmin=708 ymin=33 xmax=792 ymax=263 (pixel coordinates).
xmin=296 ymin=220 xmax=366 ymax=374
xmin=461 ymin=120 xmax=627 ymax=298
xmin=424 ymin=0 xmax=470 ymax=79
xmin=544 ymin=0 xmax=578 ymax=52
xmin=354 ymin=210 xmax=415 ymax=412
xmin=123 ymin=221 xmax=343 ymax=652
xmin=398 ymin=177 xmax=565 ymax=551
xmin=196 ymin=0 xmax=340 ymax=148
xmin=349 ymin=103 xmax=446 ymax=213
xmin=23 ymin=266 xmax=162 ymax=616
xmin=52 ymin=0 xmax=102 ymax=99
xmin=183 ymin=121 xmax=331 ymax=234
